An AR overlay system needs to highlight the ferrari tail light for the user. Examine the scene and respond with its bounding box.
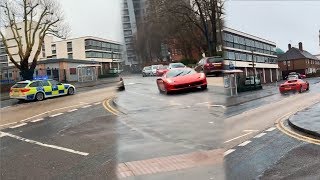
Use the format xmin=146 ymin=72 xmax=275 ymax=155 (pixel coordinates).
xmin=204 ymin=64 xmax=210 ymax=67
xmin=10 ymin=88 xmax=13 ymax=92
xmin=20 ymin=88 xmax=30 ymax=93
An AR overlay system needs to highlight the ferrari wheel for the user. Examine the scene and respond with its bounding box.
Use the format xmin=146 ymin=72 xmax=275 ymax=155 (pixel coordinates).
xmin=306 ymin=84 xmax=309 ymax=91
xmin=201 ymin=85 xmax=207 ymax=90
xmin=299 ymin=85 xmax=303 ymax=93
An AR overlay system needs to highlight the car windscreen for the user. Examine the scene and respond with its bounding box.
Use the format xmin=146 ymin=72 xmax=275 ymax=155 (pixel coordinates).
xmin=166 ymin=69 xmax=196 ymax=78
xmin=288 ymin=75 xmax=298 ymax=80
xmin=207 ymin=57 xmax=223 ymax=63
xmin=170 ymin=63 xmax=185 ymax=68
xmin=12 ymin=83 xmax=29 ymax=88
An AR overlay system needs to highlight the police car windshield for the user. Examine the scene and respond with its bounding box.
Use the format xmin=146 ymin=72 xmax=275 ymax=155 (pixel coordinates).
xmin=12 ymin=83 xmax=28 ymax=88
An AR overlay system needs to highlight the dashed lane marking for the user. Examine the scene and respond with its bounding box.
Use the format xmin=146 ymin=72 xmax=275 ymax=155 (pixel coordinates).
xmin=93 ymin=102 xmax=101 ymax=105
xmin=224 ymin=132 xmax=253 ymax=143
xmin=0 ymin=131 xmax=89 ymax=156
xmin=9 ymin=123 xmax=27 ymax=129
xmin=81 ymin=105 xmax=92 ymax=108
xmin=67 ymin=109 xmax=78 ymax=112
xmin=210 ymin=105 xmax=226 ymax=109
xmin=209 ymin=121 xmax=214 ymax=124
xmin=266 ymin=127 xmax=276 ymax=132
xmin=243 ymin=130 xmax=259 ymax=132
xmin=254 ymin=133 xmax=266 ymax=138
xmin=224 ymin=149 xmax=235 ymax=156
xmin=238 ymin=140 xmax=251 ymax=147
xmin=49 ymin=113 xmax=63 ymax=118
xmin=31 ymin=118 xmax=44 ymax=123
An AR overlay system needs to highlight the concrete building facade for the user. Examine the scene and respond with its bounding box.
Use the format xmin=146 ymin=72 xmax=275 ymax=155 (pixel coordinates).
xmin=223 ymin=27 xmax=279 ymax=83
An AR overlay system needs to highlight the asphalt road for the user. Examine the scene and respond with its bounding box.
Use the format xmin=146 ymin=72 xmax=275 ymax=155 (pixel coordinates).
xmin=224 ymin=77 xmax=320 ymax=179
xmin=0 ymin=75 xmax=226 ymax=179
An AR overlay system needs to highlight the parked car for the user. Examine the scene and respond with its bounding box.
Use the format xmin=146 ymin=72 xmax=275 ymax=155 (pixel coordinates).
xmin=194 ymin=56 xmax=224 ymax=76
xmin=244 ymin=76 xmax=261 ymax=85
xmin=156 ymin=65 xmax=169 ymax=76
xmin=156 ymin=68 xmax=207 ymax=94
xmin=151 ymin=65 xmax=163 ymax=76
xmin=168 ymin=63 xmax=186 ymax=69
xmin=142 ymin=66 xmax=152 ymax=77
xmin=279 ymin=79 xmax=309 ymax=94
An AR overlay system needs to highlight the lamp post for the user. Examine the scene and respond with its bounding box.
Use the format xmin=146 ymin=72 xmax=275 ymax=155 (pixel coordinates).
xmin=250 ymin=50 xmax=256 ymax=88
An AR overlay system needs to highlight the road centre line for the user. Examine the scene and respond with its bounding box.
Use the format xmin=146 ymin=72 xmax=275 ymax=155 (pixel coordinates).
xmin=103 ymin=98 xmax=119 ymax=116
xmin=254 ymin=133 xmax=266 ymax=138
xmin=31 ymin=118 xmax=44 ymax=123
xmin=0 ymin=131 xmax=89 ymax=156
xmin=238 ymin=140 xmax=251 ymax=147
xmin=224 ymin=132 xmax=253 ymax=143
xmin=266 ymin=127 xmax=276 ymax=132
xmin=9 ymin=123 xmax=27 ymax=129
xmin=93 ymin=102 xmax=101 ymax=105
xmin=49 ymin=113 xmax=63 ymax=118
xmin=210 ymin=104 xmax=226 ymax=109
xmin=19 ymin=102 xmax=88 ymax=123
xmin=243 ymin=130 xmax=259 ymax=132
xmin=224 ymin=149 xmax=235 ymax=156
xmin=67 ymin=109 xmax=78 ymax=112
xmin=82 ymin=105 xmax=92 ymax=108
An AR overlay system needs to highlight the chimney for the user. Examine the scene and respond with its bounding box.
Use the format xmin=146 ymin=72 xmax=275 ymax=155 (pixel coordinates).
xmin=288 ymin=44 xmax=292 ymax=50
xmin=298 ymin=42 xmax=303 ymax=51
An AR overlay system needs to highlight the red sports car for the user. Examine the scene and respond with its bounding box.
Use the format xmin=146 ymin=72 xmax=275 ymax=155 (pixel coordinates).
xmin=279 ymin=79 xmax=309 ymax=94
xmin=156 ymin=68 xmax=207 ymax=94
xmin=156 ymin=65 xmax=169 ymax=76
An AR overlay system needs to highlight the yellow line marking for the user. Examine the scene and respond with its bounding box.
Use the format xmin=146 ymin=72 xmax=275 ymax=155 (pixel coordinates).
xmin=275 ymin=109 xmax=320 ymax=145
xmin=103 ymin=98 xmax=119 ymax=116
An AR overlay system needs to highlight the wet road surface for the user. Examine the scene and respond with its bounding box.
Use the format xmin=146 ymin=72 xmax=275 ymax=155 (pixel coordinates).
xmin=0 ymin=75 xmax=226 ymax=179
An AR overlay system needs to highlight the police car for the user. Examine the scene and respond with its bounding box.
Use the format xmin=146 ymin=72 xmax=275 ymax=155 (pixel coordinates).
xmin=10 ymin=79 xmax=76 ymax=101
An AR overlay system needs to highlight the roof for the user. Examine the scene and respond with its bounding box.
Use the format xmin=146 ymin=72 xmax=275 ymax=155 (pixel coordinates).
xmin=38 ymin=58 xmax=100 ymax=64
xmin=277 ymin=47 xmax=319 ymax=61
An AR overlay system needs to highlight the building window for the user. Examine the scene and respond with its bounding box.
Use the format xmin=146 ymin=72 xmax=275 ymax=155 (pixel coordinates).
xmin=52 ymin=55 xmax=57 ymax=59
xmin=51 ymin=44 xmax=56 ymax=54
xmin=70 ymin=68 xmax=76 ymax=75
xmin=67 ymin=42 xmax=72 ymax=52
xmin=68 ymin=53 xmax=73 ymax=59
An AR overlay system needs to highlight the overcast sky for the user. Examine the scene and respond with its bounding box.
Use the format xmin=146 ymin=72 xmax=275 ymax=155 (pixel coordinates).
xmin=60 ymin=0 xmax=123 ymax=42
xmin=59 ymin=0 xmax=320 ymax=55
xmin=225 ymin=1 xmax=320 ymax=55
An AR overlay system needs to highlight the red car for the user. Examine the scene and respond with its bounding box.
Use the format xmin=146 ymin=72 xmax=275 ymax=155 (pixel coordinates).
xmin=156 ymin=65 xmax=169 ymax=76
xmin=279 ymin=79 xmax=309 ymax=94
xmin=156 ymin=68 xmax=207 ymax=94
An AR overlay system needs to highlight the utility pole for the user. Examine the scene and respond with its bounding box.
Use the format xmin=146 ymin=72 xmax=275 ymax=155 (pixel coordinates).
xmin=250 ymin=50 xmax=256 ymax=88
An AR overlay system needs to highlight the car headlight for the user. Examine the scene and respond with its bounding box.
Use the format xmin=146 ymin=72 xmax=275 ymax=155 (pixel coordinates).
xmin=200 ymin=73 xmax=206 ymax=79
xmin=167 ymin=79 xmax=173 ymax=83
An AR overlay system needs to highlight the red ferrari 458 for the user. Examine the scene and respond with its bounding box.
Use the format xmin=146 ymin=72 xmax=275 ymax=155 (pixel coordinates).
xmin=156 ymin=68 xmax=207 ymax=94
xmin=279 ymin=79 xmax=309 ymax=94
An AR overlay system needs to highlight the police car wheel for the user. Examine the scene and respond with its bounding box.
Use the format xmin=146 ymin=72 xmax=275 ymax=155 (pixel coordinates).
xmin=68 ymin=87 xmax=75 ymax=95
xmin=35 ymin=92 xmax=44 ymax=101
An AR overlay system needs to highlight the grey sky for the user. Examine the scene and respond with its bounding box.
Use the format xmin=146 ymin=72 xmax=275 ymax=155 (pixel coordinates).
xmin=59 ymin=0 xmax=123 ymax=42
xmin=225 ymin=1 xmax=320 ymax=55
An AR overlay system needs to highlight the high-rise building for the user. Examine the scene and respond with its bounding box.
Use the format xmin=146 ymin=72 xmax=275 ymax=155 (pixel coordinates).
xmin=121 ymin=0 xmax=147 ymax=67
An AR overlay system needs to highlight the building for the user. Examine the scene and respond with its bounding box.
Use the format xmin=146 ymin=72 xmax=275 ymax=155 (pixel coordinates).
xmin=0 ymin=22 xmax=123 ymax=81
xmin=122 ymin=0 xmax=148 ymax=67
xmin=277 ymin=43 xmax=320 ymax=77
xmin=223 ymin=27 xmax=279 ymax=83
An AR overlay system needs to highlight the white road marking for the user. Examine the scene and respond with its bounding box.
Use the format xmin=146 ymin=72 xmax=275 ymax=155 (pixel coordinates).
xmin=243 ymin=130 xmax=259 ymax=132
xmin=67 ymin=109 xmax=78 ymax=112
xmin=254 ymin=133 xmax=267 ymax=138
xmin=210 ymin=105 xmax=226 ymax=109
xmin=0 ymin=122 xmax=19 ymax=128
xmin=0 ymin=132 xmax=7 ymax=137
xmin=93 ymin=102 xmax=101 ymax=105
xmin=195 ymin=102 xmax=209 ymax=105
xmin=0 ymin=131 xmax=89 ymax=156
xmin=20 ymin=103 xmax=88 ymax=122
xmin=82 ymin=105 xmax=92 ymax=108
xmin=224 ymin=132 xmax=253 ymax=143
xmin=31 ymin=118 xmax=44 ymax=123
xmin=266 ymin=127 xmax=276 ymax=132
xmin=49 ymin=113 xmax=63 ymax=118
xmin=224 ymin=149 xmax=235 ymax=156
xmin=0 ymin=105 xmax=11 ymax=110
xmin=238 ymin=140 xmax=251 ymax=147
xmin=209 ymin=121 xmax=214 ymax=124
xmin=9 ymin=123 xmax=27 ymax=129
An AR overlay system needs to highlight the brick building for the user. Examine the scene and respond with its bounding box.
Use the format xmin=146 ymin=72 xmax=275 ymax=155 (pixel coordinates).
xmin=277 ymin=42 xmax=320 ymax=78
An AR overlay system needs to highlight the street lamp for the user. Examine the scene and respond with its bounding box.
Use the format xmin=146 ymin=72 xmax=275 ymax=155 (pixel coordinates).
xmin=250 ymin=50 xmax=256 ymax=89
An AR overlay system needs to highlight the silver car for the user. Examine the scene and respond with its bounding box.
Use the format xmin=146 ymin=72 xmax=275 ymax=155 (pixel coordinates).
xmin=142 ymin=66 xmax=152 ymax=77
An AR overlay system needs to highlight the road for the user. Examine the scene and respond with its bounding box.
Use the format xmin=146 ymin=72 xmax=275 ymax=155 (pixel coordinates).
xmin=0 ymin=75 xmax=226 ymax=179
xmin=224 ymin=77 xmax=320 ymax=179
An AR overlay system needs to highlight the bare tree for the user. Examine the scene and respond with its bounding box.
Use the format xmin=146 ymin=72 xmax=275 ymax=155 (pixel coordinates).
xmin=0 ymin=0 xmax=69 ymax=80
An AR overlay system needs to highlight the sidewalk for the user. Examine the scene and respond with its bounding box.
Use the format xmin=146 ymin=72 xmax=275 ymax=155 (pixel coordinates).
xmin=288 ymin=102 xmax=320 ymax=137
xmin=0 ymin=77 xmax=119 ymax=101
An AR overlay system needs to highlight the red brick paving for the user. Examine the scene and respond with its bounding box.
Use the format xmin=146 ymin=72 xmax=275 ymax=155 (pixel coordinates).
xmin=117 ymin=149 xmax=223 ymax=178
